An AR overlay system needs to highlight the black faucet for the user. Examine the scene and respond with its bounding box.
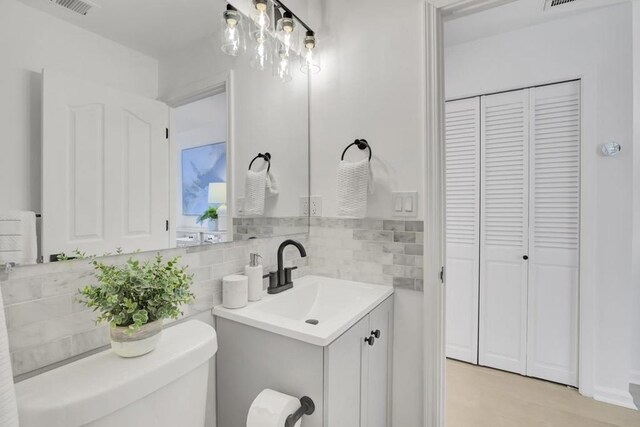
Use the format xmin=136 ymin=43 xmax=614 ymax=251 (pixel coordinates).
xmin=266 ymin=239 xmax=307 ymax=294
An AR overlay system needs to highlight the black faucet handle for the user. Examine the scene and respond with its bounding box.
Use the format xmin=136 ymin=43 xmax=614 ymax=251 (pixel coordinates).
xmin=265 ymin=271 xmax=278 ymax=290
xmin=284 ymin=266 xmax=298 ymax=285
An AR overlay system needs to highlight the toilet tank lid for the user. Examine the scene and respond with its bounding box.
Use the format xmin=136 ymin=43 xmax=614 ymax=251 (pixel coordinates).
xmin=16 ymin=320 xmax=217 ymax=427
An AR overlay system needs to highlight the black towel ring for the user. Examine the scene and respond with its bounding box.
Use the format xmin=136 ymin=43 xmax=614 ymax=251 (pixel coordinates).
xmin=248 ymin=152 xmax=271 ymax=172
xmin=341 ymin=139 xmax=371 ymax=161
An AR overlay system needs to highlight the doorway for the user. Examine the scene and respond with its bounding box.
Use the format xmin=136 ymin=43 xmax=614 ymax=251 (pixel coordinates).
xmin=171 ymin=90 xmax=230 ymax=246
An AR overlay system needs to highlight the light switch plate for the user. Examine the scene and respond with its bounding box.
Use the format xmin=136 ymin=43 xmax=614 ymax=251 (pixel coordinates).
xmin=392 ymin=191 xmax=418 ymax=217
xmin=310 ymin=195 xmax=322 ymax=217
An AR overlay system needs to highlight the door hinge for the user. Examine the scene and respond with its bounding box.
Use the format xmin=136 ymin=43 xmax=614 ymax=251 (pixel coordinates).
xmin=165 ymin=220 xmax=169 ymax=231
xmin=165 ymin=128 xmax=169 ymax=139
xmin=440 ymin=266 xmax=445 ymax=283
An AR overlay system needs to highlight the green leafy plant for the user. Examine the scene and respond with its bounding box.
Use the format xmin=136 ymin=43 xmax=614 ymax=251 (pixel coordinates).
xmin=196 ymin=206 xmax=218 ymax=224
xmin=78 ymin=254 xmax=194 ymax=332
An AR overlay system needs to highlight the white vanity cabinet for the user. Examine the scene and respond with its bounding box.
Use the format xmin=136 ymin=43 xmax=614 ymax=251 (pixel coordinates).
xmin=324 ymin=296 xmax=393 ymax=426
xmin=215 ymin=295 xmax=393 ymax=427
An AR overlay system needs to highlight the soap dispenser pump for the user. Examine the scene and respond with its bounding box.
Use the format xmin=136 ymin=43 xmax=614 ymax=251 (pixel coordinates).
xmin=245 ymin=253 xmax=264 ymax=301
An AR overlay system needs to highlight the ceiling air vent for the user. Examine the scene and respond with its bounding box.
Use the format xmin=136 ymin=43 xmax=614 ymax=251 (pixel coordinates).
xmin=50 ymin=0 xmax=94 ymax=16
xmin=544 ymin=0 xmax=578 ymax=9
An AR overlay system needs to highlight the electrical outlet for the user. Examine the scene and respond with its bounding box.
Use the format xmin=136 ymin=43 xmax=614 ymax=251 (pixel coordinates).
xmin=299 ymin=196 xmax=309 ymax=216
xmin=310 ymin=196 xmax=322 ymax=217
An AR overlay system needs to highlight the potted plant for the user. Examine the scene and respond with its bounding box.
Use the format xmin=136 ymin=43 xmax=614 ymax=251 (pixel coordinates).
xmin=78 ymin=254 xmax=194 ymax=357
xmin=197 ymin=206 xmax=218 ymax=231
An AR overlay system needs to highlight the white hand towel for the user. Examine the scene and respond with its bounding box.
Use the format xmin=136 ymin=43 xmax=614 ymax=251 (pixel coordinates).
xmin=337 ymin=158 xmax=372 ymax=218
xmin=244 ymin=169 xmax=268 ymax=216
xmin=0 ymin=288 xmax=19 ymax=427
xmin=0 ymin=211 xmax=37 ymax=265
xmin=266 ymin=171 xmax=279 ymax=197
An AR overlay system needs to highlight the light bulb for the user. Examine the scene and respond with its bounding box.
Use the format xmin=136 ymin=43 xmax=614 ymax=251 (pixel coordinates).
xmin=276 ymin=11 xmax=296 ymax=55
xmin=250 ymin=30 xmax=271 ymax=70
xmin=274 ymin=46 xmax=292 ymax=83
xmin=251 ymin=0 xmax=270 ymax=32
xmin=300 ymin=30 xmax=320 ymax=74
xmin=221 ymin=4 xmax=245 ymax=56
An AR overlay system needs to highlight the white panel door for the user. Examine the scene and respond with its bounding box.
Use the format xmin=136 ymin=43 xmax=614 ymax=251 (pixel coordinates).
xmin=445 ymin=97 xmax=481 ymax=364
xmin=479 ymin=89 xmax=530 ymax=374
xmin=42 ymin=70 xmax=169 ymax=260
xmin=526 ymin=81 xmax=580 ymax=386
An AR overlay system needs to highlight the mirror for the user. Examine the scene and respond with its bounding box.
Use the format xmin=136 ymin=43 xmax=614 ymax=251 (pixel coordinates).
xmin=1 ymin=0 xmax=310 ymax=265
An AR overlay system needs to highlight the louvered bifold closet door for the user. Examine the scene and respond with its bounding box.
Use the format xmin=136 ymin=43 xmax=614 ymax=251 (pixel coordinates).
xmin=526 ymin=81 xmax=580 ymax=386
xmin=445 ymin=97 xmax=480 ymax=364
xmin=479 ymin=89 xmax=529 ymax=375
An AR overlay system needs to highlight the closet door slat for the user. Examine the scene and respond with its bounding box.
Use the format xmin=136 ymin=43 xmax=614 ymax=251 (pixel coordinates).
xmin=526 ymin=81 xmax=580 ymax=387
xmin=479 ymin=89 xmax=529 ymax=375
xmin=445 ymin=97 xmax=480 ymax=364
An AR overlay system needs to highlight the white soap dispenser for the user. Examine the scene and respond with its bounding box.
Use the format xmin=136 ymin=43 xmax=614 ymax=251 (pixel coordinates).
xmin=245 ymin=253 xmax=264 ymax=301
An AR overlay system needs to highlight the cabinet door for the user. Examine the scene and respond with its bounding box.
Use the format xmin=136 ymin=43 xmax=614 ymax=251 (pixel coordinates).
xmin=445 ymin=97 xmax=481 ymax=364
xmin=324 ymin=313 xmax=370 ymax=427
xmin=364 ymin=296 xmax=394 ymax=427
xmin=479 ymin=89 xmax=530 ymax=375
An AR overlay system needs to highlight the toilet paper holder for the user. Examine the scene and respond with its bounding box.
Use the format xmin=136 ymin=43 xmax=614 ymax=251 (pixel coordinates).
xmin=285 ymin=396 xmax=315 ymax=427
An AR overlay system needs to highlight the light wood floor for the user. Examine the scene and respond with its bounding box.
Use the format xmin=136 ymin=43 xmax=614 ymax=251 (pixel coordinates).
xmin=446 ymin=359 xmax=640 ymax=427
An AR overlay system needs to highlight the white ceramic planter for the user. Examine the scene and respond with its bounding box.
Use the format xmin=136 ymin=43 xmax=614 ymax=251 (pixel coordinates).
xmin=110 ymin=320 xmax=163 ymax=358
xmin=208 ymin=219 xmax=218 ymax=231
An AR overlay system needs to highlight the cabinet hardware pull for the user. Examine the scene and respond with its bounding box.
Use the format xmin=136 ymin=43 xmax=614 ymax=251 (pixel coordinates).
xmin=523 ymin=255 xmax=529 ymax=260
xmin=371 ymin=329 xmax=381 ymax=339
xmin=364 ymin=336 xmax=375 ymax=346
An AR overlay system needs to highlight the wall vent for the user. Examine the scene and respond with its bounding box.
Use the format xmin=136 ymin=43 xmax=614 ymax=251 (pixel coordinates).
xmin=544 ymin=0 xmax=578 ymax=9
xmin=50 ymin=0 xmax=94 ymax=16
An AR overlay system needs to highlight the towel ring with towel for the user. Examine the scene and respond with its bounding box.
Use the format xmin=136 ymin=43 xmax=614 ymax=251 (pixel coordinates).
xmin=341 ymin=139 xmax=371 ymax=161
xmin=249 ymin=152 xmax=271 ymax=172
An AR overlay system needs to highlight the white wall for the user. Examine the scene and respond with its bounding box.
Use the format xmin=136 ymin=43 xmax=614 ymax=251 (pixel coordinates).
xmin=445 ymin=3 xmax=636 ymax=407
xmin=631 ymin=0 xmax=640 ymax=387
xmin=174 ymin=93 xmax=228 ymax=229
xmin=310 ymin=0 xmax=426 ymax=220
xmin=0 ymin=0 xmax=158 ymax=215
xmin=310 ymin=0 xmax=426 ymax=425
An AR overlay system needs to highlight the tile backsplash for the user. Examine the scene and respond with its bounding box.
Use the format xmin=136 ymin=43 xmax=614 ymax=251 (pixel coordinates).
xmin=1 ymin=216 xmax=424 ymax=378
xmin=309 ymin=218 xmax=424 ymax=291
xmin=233 ymin=216 xmax=309 ymax=240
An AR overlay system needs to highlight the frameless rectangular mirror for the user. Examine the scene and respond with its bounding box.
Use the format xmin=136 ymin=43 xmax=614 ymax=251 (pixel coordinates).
xmin=1 ymin=0 xmax=310 ymax=265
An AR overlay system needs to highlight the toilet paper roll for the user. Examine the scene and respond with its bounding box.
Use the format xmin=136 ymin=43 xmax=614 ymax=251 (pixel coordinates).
xmin=247 ymin=389 xmax=302 ymax=427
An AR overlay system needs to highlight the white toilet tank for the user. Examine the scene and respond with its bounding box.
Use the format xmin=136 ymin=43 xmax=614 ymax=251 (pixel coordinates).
xmin=15 ymin=320 xmax=217 ymax=427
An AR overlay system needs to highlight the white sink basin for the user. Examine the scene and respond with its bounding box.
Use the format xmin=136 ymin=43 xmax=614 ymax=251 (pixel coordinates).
xmin=213 ymin=275 xmax=393 ymax=346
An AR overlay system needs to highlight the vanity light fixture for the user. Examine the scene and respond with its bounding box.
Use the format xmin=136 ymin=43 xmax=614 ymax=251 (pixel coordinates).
xmin=220 ymin=0 xmax=320 ymax=79
xmin=301 ymin=30 xmax=320 ymax=74
xmin=221 ymin=4 xmax=245 ymax=56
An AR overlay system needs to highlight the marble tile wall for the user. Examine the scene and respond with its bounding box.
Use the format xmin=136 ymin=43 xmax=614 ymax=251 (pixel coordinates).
xmin=232 ymin=216 xmax=309 ymax=240
xmin=309 ymin=217 xmax=424 ymax=291
xmin=1 ymin=235 xmax=309 ymax=378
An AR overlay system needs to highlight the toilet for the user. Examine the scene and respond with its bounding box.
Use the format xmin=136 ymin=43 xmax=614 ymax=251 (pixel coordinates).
xmin=15 ymin=320 xmax=217 ymax=427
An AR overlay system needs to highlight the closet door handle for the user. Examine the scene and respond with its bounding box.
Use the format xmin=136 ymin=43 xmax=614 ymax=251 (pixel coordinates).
xmin=371 ymin=329 xmax=381 ymax=339
xmin=364 ymin=336 xmax=375 ymax=346
xmin=523 ymin=255 xmax=529 ymax=260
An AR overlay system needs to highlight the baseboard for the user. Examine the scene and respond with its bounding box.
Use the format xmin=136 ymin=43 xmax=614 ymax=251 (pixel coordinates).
xmin=630 ymin=370 xmax=640 ymax=386
xmin=593 ymin=386 xmax=638 ymax=410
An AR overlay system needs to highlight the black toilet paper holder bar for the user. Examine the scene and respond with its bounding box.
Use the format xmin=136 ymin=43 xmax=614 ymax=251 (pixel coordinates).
xmin=285 ymin=396 xmax=315 ymax=427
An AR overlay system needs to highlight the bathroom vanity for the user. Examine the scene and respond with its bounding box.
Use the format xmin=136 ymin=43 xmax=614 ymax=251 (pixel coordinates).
xmin=213 ymin=275 xmax=394 ymax=427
